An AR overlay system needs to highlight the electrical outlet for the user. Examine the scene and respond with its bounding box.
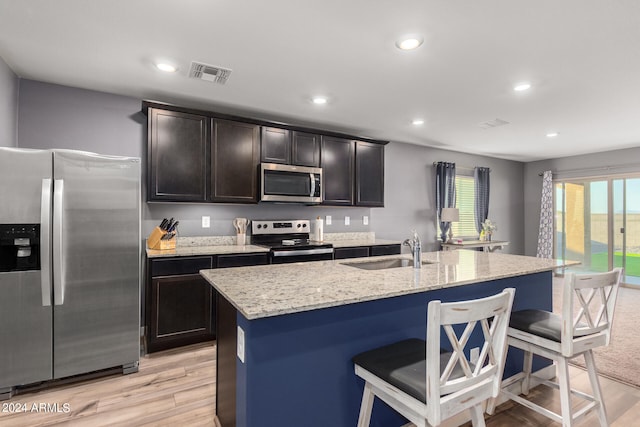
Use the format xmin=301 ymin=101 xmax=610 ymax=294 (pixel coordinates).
xmin=202 ymin=216 xmax=210 ymax=228
xmin=345 ymin=216 xmax=350 ymax=226
xmin=326 ymin=215 xmax=332 ymax=225
xmin=237 ymin=326 xmax=245 ymax=363
xmin=363 ymin=216 xmax=369 ymax=225
xmin=470 ymin=347 xmax=480 ymax=364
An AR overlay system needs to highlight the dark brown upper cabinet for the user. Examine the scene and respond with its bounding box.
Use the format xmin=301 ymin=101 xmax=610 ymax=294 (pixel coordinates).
xmin=211 ymin=119 xmax=260 ymax=203
xmin=321 ymin=136 xmax=355 ymax=206
xmin=261 ymin=127 xmax=290 ymax=164
xmin=147 ymin=108 xmax=209 ymax=202
xmin=291 ymin=131 xmax=321 ymax=167
xmin=261 ymin=128 xmax=320 ymax=167
xmin=355 ymin=141 xmax=385 ymax=207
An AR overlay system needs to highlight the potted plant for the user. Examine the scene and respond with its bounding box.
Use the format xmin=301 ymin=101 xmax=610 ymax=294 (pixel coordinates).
xmin=481 ymin=219 xmax=497 ymax=241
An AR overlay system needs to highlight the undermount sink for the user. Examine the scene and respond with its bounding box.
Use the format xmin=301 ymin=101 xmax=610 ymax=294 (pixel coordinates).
xmin=342 ymin=258 xmax=433 ymax=270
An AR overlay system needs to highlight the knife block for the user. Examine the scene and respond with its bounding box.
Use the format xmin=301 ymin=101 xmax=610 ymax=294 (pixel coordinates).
xmin=147 ymin=227 xmax=177 ymax=250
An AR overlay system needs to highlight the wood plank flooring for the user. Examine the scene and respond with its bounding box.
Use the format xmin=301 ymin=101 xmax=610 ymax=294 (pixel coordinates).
xmin=0 ymin=342 xmax=216 ymax=427
xmin=2 ymin=341 xmax=639 ymax=426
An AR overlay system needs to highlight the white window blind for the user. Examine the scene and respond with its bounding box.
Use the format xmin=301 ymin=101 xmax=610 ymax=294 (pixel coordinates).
xmin=452 ymin=175 xmax=478 ymax=238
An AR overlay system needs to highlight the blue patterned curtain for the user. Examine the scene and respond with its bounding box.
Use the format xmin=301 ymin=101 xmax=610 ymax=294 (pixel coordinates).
xmin=435 ymin=162 xmax=456 ymax=242
xmin=537 ymin=171 xmax=554 ymax=258
xmin=474 ymin=167 xmax=490 ymax=235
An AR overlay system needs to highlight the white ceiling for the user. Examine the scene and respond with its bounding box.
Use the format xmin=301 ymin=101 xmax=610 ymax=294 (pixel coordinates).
xmin=1 ymin=0 xmax=639 ymax=162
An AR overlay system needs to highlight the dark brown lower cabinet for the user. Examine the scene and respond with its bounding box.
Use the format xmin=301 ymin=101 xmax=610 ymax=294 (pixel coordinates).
xmin=146 ymin=256 xmax=215 ymax=353
xmin=148 ymin=274 xmax=214 ymax=353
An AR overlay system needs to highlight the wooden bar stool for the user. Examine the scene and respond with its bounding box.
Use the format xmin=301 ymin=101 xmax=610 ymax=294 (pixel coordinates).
xmin=499 ymin=268 xmax=622 ymax=426
xmin=352 ymin=288 xmax=515 ymax=427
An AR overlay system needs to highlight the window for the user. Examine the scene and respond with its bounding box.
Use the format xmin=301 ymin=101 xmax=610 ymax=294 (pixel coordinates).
xmin=452 ymin=175 xmax=478 ymax=238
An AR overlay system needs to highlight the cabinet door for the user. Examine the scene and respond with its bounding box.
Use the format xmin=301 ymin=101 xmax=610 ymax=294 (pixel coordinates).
xmin=321 ymin=136 xmax=355 ymax=205
xmin=291 ymin=131 xmax=320 ymax=167
xmin=212 ymin=119 xmax=260 ymax=203
xmin=261 ymin=127 xmax=290 ymax=164
xmin=355 ymin=141 xmax=385 ymax=207
xmin=148 ymin=274 xmax=214 ymax=353
xmin=148 ymin=108 xmax=209 ymax=201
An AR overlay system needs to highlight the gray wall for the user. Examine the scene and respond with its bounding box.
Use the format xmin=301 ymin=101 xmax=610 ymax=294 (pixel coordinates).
xmin=523 ymin=147 xmax=640 ymax=256
xmin=15 ymin=80 xmax=373 ymax=237
xmin=0 ymin=55 xmax=18 ymax=147
xmin=372 ymin=142 xmax=525 ymax=253
xmin=16 ymin=79 xmax=527 ymax=248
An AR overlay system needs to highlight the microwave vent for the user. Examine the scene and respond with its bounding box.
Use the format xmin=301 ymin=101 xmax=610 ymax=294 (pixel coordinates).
xmin=188 ymin=61 xmax=232 ymax=84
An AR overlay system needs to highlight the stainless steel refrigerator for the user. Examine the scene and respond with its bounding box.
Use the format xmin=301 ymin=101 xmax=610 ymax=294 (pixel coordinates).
xmin=0 ymin=148 xmax=141 ymax=399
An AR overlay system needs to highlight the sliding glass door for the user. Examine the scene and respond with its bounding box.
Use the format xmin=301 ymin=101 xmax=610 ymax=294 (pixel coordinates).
xmin=613 ymin=178 xmax=640 ymax=285
xmin=555 ymin=175 xmax=640 ymax=285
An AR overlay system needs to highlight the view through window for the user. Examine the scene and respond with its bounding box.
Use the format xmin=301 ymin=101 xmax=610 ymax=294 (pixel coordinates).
xmin=451 ymin=175 xmax=478 ymax=239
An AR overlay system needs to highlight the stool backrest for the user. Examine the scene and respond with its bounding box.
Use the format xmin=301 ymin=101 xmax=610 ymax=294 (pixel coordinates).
xmin=426 ymin=288 xmax=515 ymax=425
xmin=561 ymin=268 xmax=622 ymax=356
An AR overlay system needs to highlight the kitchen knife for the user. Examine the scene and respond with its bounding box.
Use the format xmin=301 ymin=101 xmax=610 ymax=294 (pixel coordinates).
xmin=165 ymin=218 xmax=174 ymax=230
xmin=167 ymin=221 xmax=179 ymax=233
xmin=159 ymin=218 xmax=168 ymax=230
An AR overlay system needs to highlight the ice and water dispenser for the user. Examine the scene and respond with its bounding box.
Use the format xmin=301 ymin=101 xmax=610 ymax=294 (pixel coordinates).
xmin=0 ymin=224 xmax=41 ymax=272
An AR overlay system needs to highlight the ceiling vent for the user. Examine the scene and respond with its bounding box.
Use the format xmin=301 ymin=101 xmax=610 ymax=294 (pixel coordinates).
xmin=188 ymin=61 xmax=232 ymax=84
xmin=479 ymin=118 xmax=510 ymax=129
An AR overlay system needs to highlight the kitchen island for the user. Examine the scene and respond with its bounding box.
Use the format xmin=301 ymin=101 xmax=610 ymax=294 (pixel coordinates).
xmin=201 ymin=250 xmax=574 ymax=427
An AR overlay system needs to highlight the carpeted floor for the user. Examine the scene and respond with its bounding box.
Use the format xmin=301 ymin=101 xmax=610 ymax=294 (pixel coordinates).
xmin=552 ymin=276 xmax=640 ymax=388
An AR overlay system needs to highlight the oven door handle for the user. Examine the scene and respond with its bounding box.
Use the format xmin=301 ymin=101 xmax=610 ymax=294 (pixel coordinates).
xmin=272 ymin=248 xmax=334 ymax=257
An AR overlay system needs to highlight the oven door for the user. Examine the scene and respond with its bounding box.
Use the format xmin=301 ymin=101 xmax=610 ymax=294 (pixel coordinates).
xmin=260 ymin=163 xmax=322 ymax=203
xmin=270 ymin=247 xmax=334 ymax=264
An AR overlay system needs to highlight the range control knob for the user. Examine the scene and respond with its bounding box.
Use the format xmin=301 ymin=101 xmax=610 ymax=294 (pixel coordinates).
xmin=257 ymin=224 xmax=262 ymax=229
xmin=302 ymin=223 xmax=307 ymax=228
xmin=263 ymin=224 xmax=268 ymax=229
xmin=297 ymin=223 xmax=302 ymax=228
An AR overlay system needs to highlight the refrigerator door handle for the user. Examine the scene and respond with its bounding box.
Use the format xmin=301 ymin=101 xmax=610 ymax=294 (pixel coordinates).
xmin=53 ymin=179 xmax=65 ymax=305
xmin=40 ymin=178 xmax=52 ymax=307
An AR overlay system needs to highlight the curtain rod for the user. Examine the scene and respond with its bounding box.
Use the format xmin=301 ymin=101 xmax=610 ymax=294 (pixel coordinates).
xmin=432 ymin=162 xmax=491 ymax=172
xmin=538 ymin=162 xmax=640 ymax=177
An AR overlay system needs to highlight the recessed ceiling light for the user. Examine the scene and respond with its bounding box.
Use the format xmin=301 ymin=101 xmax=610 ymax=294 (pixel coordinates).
xmin=395 ymin=36 xmax=424 ymax=50
xmin=546 ymin=132 xmax=559 ymax=138
xmin=412 ymin=119 xmax=425 ymax=125
xmin=312 ymin=96 xmax=328 ymax=105
xmin=513 ymin=82 xmax=531 ymax=92
xmin=156 ymin=62 xmax=177 ymax=73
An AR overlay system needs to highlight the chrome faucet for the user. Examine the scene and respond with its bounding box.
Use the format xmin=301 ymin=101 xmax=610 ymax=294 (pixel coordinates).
xmin=403 ymin=230 xmax=422 ymax=269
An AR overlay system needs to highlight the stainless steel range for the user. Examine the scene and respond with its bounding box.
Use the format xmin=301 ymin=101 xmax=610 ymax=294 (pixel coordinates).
xmin=251 ymin=220 xmax=334 ymax=264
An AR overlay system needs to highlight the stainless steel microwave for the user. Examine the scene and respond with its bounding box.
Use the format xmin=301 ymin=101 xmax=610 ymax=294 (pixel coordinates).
xmin=260 ymin=163 xmax=322 ymax=204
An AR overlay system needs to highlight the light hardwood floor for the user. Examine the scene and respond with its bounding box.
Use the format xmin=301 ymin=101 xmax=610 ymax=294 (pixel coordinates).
xmin=2 ymin=341 xmax=639 ymax=426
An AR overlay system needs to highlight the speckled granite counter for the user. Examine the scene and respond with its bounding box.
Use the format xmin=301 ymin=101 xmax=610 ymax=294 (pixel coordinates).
xmin=210 ymin=250 xmax=575 ymax=427
xmin=146 ymin=232 xmax=400 ymax=258
xmin=201 ymin=250 xmax=573 ymax=320
xmin=146 ymin=244 xmax=269 ymax=258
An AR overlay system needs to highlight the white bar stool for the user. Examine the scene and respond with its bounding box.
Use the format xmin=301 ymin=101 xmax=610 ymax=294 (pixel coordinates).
xmin=353 ymin=288 xmax=515 ymax=427
xmin=499 ymin=268 xmax=622 ymax=426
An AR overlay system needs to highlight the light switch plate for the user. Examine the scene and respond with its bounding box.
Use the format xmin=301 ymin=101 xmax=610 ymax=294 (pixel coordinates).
xmin=363 ymin=216 xmax=369 ymax=225
xmin=326 ymin=215 xmax=332 ymax=225
xmin=344 ymin=216 xmax=350 ymax=226
xmin=202 ymin=216 xmax=210 ymax=228
xmin=237 ymin=326 xmax=245 ymax=363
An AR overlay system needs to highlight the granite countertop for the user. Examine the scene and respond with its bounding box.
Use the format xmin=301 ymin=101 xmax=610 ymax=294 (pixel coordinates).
xmin=146 ymin=244 xmax=269 ymax=258
xmin=146 ymin=232 xmax=401 ymax=258
xmin=201 ymin=250 xmax=577 ymax=320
